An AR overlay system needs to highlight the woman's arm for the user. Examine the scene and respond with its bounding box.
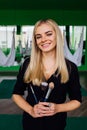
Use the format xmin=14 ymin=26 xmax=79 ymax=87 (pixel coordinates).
xmin=12 ymin=94 xmax=33 ymax=115
xmin=12 ymin=94 xmax=50 ymax=118
xmin=56 ymin=100 xmax=81 ymax=113
xmin=37 ymin=100 xmax=81 ymax=116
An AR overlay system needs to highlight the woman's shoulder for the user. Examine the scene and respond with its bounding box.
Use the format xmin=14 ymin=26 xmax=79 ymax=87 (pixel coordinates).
xmin=65 ymin=58 xmax=77 ymax=67
xmin=23 ymin=56 xmax=30 ymax=65
xmin=65 ymin=58 xmax=78 ymax=73
xmin=21 ymin=56 xmax=30 ymax=71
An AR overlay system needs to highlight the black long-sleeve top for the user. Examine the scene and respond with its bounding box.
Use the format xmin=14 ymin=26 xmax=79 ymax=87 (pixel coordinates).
xmin=13 ymin=57 xmax=82 ymax=130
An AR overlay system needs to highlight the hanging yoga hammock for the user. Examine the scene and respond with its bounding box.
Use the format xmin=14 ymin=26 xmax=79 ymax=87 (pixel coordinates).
xmin=64 ymin=27 xmax=84 ymax=66
xmin=0 ymin=29 xmax=15 ymax=66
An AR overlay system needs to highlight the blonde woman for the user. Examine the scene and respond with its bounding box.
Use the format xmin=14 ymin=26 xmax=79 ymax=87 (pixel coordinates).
xmin=12 ymin=19 xmax=82 ymax=130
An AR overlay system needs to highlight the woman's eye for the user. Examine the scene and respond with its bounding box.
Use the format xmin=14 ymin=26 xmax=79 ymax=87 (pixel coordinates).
xmin=36 ymin=36 xmax=41 ymax=39
xmin=47 ymin=33 xmax=52 ymax=36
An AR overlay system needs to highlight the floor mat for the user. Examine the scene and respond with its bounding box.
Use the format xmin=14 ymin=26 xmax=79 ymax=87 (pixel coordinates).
xmin=0 ymin=114 xmax=23 ymax=130
xmin=0 ymin=79 xmax=16 ymax=99
xmin=81 ymin=87 xmax=87 ymax=96
xmin=65 ymin=117 xmax=87 ymax=130
xmin=0 ymin=115 xmax=87 ymax=130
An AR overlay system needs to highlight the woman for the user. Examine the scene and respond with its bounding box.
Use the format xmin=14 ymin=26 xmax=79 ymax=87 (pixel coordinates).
xmin=12 ymin=19 xmax=82 ymax=130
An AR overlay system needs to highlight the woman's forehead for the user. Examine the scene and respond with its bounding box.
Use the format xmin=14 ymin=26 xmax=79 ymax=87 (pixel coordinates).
xmin=35 ymin=23 xmax=54 ymax=34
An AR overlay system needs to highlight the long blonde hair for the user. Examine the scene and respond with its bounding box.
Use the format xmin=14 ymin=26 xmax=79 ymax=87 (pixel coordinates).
xmin=24 ymin=19 xmax=69 ymax=85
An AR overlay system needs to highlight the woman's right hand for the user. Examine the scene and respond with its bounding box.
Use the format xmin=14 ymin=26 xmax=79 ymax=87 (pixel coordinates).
xmin=30 ymin=102 xmax=54 ymax=118
xmin=30 ymin=103 xmax=45 ymax=118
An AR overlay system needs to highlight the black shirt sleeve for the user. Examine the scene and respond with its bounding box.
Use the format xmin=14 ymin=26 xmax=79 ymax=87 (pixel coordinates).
xmin=67 ymin=61 xmax=82 ymax=103
xmin=12 ymin=57 xmax=30 ymax=95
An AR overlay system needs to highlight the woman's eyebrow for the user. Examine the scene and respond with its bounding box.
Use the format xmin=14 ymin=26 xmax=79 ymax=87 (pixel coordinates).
xmin=35 ymin=31 xmax=52 ymax=36
xmin=35 ymin=34 xmax=41 ymax=36
xmin=45 ymin=31 xmax=53 ymax=34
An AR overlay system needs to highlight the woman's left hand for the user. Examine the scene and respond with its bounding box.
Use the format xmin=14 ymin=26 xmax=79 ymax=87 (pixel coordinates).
xmin=37 ymin=102 xmax=58 ymax=116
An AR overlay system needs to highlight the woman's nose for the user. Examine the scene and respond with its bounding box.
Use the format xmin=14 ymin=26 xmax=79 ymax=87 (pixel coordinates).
xmin=41 ymin=36 xmax=46 ymax=42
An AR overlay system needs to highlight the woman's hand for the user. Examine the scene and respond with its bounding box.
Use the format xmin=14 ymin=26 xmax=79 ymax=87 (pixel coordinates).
xmin=30 ymin=102 xmax=58 ymax=118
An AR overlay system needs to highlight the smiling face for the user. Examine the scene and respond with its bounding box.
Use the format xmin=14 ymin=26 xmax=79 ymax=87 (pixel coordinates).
xmin=35 ymin=23 xmax=56 ymax=53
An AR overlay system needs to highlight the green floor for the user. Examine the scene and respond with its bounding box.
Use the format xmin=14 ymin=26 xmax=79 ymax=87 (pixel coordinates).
xmin=0 ymin=115 xmax=87 ymax=130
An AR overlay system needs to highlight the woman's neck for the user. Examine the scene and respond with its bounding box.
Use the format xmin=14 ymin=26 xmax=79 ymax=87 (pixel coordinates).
xmin=42 ymin=51 xmax=57 ymax=79
xmin=42 ymin=50 xmax=56 ymax=63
